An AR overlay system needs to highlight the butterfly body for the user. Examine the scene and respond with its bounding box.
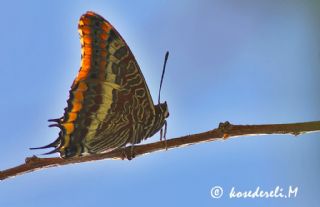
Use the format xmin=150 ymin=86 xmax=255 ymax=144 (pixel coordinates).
xmin=33 ymin=12 xmax=169 ymax=158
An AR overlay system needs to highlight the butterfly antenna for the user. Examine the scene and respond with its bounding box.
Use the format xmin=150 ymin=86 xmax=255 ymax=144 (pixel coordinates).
xmin=158 ymin=51 xmax=169 ymax=104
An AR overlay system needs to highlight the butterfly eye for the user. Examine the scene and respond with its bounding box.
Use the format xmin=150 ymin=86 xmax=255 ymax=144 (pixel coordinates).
xmin=163 ymin=106 xmax=169 ymax=118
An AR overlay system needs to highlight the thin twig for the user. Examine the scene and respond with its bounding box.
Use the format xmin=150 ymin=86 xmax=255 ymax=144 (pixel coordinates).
xmin=1 ymin=121 xmax=319 ymax=181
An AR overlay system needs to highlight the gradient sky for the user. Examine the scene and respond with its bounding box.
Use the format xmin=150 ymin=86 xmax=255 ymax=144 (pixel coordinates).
xmin=0 ymin=1 xmax=319 ymax=206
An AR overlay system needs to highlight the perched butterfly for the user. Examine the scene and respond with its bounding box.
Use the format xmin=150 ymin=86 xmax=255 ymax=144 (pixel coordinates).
xmin=31 ymin=11 xmax=169 ymax=158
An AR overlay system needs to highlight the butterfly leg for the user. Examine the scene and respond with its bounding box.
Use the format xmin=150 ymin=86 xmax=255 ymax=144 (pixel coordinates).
xmin=164 ymin=120 xmax=168 ymax=150
xmin=121 ymin=146 xmax=135 ymax=161
xmin=160 ymin=127 xmax=167 ymax=150
xmin=160 ymin=128 xmax=163 ymax=141
xmin=128 ymin=133 xmax=137 ymax=160
xmin=130 ymin=143 xmax=136 ymax=159
xmin=162 ymin=120 xmax=168 ymax=150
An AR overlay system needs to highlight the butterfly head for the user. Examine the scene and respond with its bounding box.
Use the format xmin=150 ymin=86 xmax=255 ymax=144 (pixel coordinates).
xmin=159 ymin=101 xmax=169 ymax=118
xmin=148 ymin=101 xmax=169 ymax=139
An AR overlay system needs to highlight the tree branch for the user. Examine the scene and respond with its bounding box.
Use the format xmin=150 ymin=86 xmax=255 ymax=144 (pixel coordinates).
xmin=1 ymin=121 xmax=319 ymax=181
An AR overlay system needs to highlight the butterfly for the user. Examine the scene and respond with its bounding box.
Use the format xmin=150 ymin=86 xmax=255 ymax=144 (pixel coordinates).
xmin=31 ymin=11 xmax=169 ymax=158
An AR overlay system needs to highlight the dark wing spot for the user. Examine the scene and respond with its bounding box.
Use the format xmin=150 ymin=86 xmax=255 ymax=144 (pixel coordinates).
xmin=114 ymin=46 xmax=128 ymax=60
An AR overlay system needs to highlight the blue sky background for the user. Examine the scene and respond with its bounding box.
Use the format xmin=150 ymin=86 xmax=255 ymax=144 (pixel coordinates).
xmin=0 ymin=0 xmax=319 ymax=206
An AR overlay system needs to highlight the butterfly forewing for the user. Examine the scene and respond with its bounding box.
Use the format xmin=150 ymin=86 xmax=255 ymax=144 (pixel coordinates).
xmin=32 ymin=11 xmax=168 ymax=158
xmin=68 ymin=12 xmax=156 ymax=155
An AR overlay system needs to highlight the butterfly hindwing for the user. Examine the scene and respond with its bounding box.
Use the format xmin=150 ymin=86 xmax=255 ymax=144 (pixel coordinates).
xmin=32 ymin=11 xmax=169 ymax=158
xmin=58 ymin=11 xmax=160 ymax=157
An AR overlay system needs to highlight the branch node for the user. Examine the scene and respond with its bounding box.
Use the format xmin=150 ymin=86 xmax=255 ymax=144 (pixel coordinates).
xmin=218 ymin=121 xmax=232 ymax=139
xmin=25 ymin=155 xmax=40 ymax=164
xmin=292 ymin=131 xmax=301 ymax=136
